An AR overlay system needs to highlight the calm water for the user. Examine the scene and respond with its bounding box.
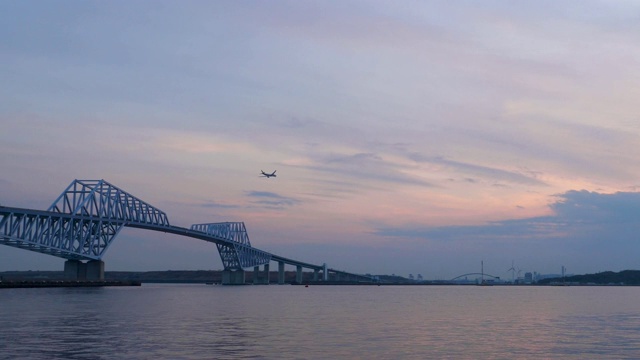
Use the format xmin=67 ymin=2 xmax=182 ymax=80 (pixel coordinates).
xmin=1 ymin=284 xmax=640 ymax=359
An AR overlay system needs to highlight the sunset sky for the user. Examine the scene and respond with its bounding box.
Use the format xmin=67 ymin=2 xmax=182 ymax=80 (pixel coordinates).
xmin=2 ymin=1 xmax=640 ymax=279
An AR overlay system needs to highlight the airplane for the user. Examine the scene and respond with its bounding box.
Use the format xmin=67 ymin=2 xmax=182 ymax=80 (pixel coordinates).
xmin=260 ymin=170 xmax=277 ymax=178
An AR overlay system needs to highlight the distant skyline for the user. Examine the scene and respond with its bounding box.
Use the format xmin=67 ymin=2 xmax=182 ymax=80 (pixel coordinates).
xmin=1 ymin=1 xmax=640 ymax=279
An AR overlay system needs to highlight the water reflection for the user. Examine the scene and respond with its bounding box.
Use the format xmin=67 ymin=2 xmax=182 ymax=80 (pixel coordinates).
xmin=2 ymin=285 xmax=640 ymax=359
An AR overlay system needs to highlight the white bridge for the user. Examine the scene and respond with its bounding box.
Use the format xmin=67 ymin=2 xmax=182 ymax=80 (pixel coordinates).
xmin=0 ymin=179 xmax=373 ymax=284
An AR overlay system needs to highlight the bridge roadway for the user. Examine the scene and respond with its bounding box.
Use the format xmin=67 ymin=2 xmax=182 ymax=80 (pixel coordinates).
xmin=0 ymin=205 xmax=372 ymax=284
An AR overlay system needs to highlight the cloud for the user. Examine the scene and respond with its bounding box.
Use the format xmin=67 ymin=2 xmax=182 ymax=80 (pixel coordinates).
xmin=198 ymin=200 xmax=239 ymax=210
xmin=407 ymin=153 xmax=547 ymax=186
xmin=550 ymin=190 xmax=640 ymax=225
xmin=374 ymin=190 xmax=640 ymax=245
xmin=305 ymin=151 xmax=434 ymax=188
xmin=246 ymin=191 xmax=301 ymax=208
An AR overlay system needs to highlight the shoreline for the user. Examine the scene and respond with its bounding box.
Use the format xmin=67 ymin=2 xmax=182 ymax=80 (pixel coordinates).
xmin=0 ymin=280 xmax=141 ymax=288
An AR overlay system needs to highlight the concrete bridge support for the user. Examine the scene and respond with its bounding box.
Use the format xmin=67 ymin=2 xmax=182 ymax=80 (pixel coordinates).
xmin=263 ymin=264 xmax=270 ymax=284
xmin=64 ymin=260 xmax=83 ymax=280
xmin=253 ymin=266 xmax=260 ymax=285
xmin=278 ymin=261 xmax=285 ymax=284
xmin=252 ymin=265 xmax=270 ymax=285
xmin=296 ymin=265 xmax=303 ymax=284
xmin=86 ymin=260 xmax=104 ymax=280
xmin=323 ymin=263 xmax=328 ymax=281
xmin=222 ymin=270 xmax=245 ymax=285
xmin=64 ymin=260 xmax=104 ymax=280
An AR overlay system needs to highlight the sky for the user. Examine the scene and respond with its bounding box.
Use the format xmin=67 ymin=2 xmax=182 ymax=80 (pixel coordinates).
xmin=1 ymin=1 xmax=640 ymax=279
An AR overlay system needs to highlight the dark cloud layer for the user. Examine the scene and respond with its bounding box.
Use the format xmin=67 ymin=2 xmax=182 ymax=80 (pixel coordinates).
xmin=375 ymin=190 xmax=640 ymax=244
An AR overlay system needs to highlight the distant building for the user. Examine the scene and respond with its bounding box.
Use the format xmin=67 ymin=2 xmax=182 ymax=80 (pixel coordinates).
xmin=524 ymin=272 xmax=533 ymax=283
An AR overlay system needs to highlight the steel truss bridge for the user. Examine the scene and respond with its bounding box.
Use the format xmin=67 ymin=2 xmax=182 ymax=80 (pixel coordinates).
xmin=0 ymin=179 xmax=372 ymax=284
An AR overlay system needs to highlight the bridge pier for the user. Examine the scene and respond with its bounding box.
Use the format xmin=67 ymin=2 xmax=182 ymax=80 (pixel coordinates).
xmin=222 ymin=270 xmax=245 ymax=285
xmin=64 ymin=260 xmax=104 ymax=281
xmin=262 ymin=264 xmax=270 ymax=284
xmin=64 ymin=260 xmax=83 ymax=280
xmin=296 ymin=265 xmax=302 ymax=283
xmin=87 ymin=260 xmax=104 ymax=280
xmin=252 ymin=265 xmax=270 ymax=284
xmin=278 ymin=262 xmax=285 ymax=284
xmin=323 ymin=263 xmax=328 ymax=281
xmin=253 ymin=266 xmax=260 ymax=285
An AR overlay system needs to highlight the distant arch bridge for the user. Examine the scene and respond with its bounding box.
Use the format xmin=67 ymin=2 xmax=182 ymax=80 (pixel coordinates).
xmin=0 ymin=179 xmax=372 ymax=284
xmin=450 ymin=273 xmax=501 ymax=282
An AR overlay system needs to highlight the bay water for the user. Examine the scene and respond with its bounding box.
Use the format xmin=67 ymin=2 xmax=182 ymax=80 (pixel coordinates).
xmin=1 ymin=284 xmax=640 ymax=359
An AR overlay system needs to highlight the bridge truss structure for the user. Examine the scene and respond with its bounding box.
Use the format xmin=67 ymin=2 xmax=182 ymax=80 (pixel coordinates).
xmin=0 ymin=179 xmax=376 ymax=284
xmin=0 ymin=178 xmax=170 ymax=261
xmin=0 ymin=179 xmax=271 ymax=269
xmin=49 ymin=179 xmax=170 ymax=226
xmin=190 ymin=222 xmax=271 ymax=270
